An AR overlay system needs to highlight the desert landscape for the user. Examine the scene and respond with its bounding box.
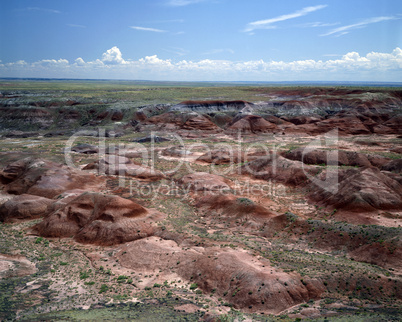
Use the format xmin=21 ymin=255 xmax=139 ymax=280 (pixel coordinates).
xmin=0 ymin=80 xmax=401 ymax=321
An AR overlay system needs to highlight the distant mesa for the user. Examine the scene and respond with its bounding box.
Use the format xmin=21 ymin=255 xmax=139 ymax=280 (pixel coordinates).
xmin=172 ymin=100 xmax=253 ymax=112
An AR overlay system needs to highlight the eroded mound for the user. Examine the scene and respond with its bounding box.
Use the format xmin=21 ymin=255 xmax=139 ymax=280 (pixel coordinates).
xmin=32 ymin=192 xmax=165 ymax=246
xmin=195 ymin=194 xmax=277 ymax=229
xmin=179 ymin=172 xmax=231 ymax=191
xmin=238 ymin=154 xmax=320 ymax=186
xmin=181 ymin=114 xmax=222 ymax=132
xmin=382 ymin=159 xmax=402 ymax=173
xmin=142 ymin=111 xmax=221 ymax=132
xmin=0 ymin=158 xmax=104 ymax=198
xmin=0 ymin=254 xmax=37 ymax=279
xmin=282 ymin=148 xmax=389 ymax=168
xmin=71 ymin=143 xmax=99 ymax=154
xmin=197 ymin=148 xmax=246 ymax=165
xmin=226 ymin=115 xmax=277 ymax=134
xmin=117 ymin=237 xmax=325 ymax=314
xmin=0 ymin=194 xmax=54 ymax=222
xmin=83 ymin=156 xmax=165 ymax=181
xmin=308 ymin=167 xmax=402 ymax=211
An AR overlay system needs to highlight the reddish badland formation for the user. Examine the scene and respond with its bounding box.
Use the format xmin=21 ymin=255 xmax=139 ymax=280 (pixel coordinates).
xmin=32 ymin=192 xmax=165 ymax=246
xmin=195 ymin=193 xmax=277 ymax=229
xmin=179 ymin=172 xmax=231 ymax=191
xmin=237 ymin=153 xmax=321 ymax=186
xmin=308 ymin=167 xmax=402 ymax=212
xmin=0 ymin=88 xmax=401 ymax=318
xmin=116 ymin=237 xmax=325 ymax=314
xmin=130 ymin=90 xmax=402 ymax=135
xmin=0 ymin=194 xmax=54 ymax=222
xmin=83 ymin=154 xmax=165 ymax=181
xmin=226 ymin=115 xmax=278 ymax=134
xmin=282 ymin=148 xmax=390 ymax=168
xmin=0 ymin=157 xmax=104 ymax=198
xmin=140 ymin=111 xmax=222 ymax=133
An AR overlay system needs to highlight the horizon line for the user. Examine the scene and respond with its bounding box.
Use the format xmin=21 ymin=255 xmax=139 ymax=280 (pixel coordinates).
xmin=1 ymin=77 xmax=402 ymax=87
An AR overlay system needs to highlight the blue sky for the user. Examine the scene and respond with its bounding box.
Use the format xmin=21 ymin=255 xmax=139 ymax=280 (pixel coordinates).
xmin=0 ymin=0 xmax=401 ymax=81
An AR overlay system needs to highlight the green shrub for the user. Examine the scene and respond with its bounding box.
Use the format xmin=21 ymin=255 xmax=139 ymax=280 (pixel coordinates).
xmin=99 ymin=284 xmax=108 ymax=293
xmin=80 ymin=271 xmax=90 ymax=279
xmin=35 ymin=237 xmax=43 ymax=244
xmin=85 ymin=281 xmax=95 ymax=286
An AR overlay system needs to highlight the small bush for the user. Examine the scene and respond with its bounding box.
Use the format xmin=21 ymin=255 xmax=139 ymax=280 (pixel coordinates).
xmin=80 ymin=271 xmax=90 ymax=279
xmin=99 ymin=284 xmax=108 ymax=293
xmin=35 ymin=237 xmax=43 ymax=244
xmin=85 ymin=281 xmax=95 ymax=286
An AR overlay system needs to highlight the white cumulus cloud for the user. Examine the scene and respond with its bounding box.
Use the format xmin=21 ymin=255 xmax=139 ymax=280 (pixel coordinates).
xmin=1 ymin=46 xmax=401 ymax=82
xmin=101 ymin=46 xmax=126 ymax=65
xmin=75 ymin=58 xmax=86 ymax=66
